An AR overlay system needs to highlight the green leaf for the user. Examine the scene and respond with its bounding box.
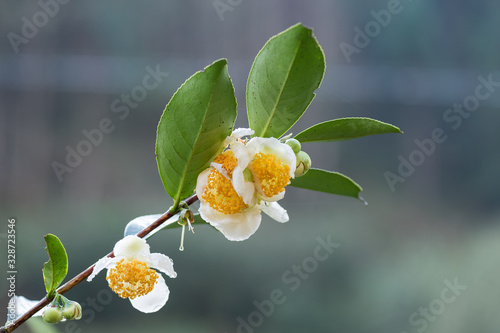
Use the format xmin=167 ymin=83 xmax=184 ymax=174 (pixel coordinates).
xmin=247 ymin=23 xmax=325 ymax=138
xmin=43 ymin=234 xmax=68 ymax=296
xmin=294 ymin=117 xmax=402 ymax=143
xmin=156 ymin=59 xmax=237 ymax=205
xmin=290 ymin=168 xmax=363 ymax=200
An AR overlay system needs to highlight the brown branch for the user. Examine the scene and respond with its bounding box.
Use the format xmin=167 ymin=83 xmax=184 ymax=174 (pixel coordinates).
xmin=1 ymin=194 xmax=199 ymax=333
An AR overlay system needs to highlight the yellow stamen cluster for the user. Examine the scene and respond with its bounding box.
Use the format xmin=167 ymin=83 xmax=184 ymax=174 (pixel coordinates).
xmin=106 ymin=259 xmax=159 ymax=299
xmin=202 ymin=151 xmax=248 ymax=214
xmin=251 ymin=152 xmax=291 ymax=197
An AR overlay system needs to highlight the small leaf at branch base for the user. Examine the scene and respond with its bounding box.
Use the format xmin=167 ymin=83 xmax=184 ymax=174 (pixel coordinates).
xmin=289 ymin=168 xmax=363 ymax=200
xmin=294 ymin=117 xmax=402 ymax=143
xmin=247 ymin=23 xmax=325 ymax=139
xmin=43 ymin=234 xmax=68 ymax=296
xmin=156 ymin=59 xmax=237 ymax=204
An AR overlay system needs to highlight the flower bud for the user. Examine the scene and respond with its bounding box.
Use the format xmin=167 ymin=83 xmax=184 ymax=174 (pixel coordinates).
xmin=294 ymin=151 xmax=311 ymax=177
xmin=285 ymin=138 xmax=301 ymax=154
xmin=62 ymin=301 xmax=82 ymax=320
xmin=43 ymin=306 xmax=63 ymax=324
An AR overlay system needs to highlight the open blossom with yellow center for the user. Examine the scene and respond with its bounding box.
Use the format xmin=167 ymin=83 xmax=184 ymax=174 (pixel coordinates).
xmin=88 ymin=235 xmax=176 ymax=313
xmin=202 ymin=150 xmax=249 ymax=214
xmin=196 ymin=129 xmax=295 ymax=241
xmin=246 ymin=137 xmax=296 ymax=202
xmin=107 ymin=259 xmax=159 ymax=299
xmin=251 ymin=152 xmax=290 ymax=197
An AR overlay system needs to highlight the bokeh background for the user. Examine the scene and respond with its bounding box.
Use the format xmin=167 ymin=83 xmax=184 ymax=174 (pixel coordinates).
xmin=2 ymin=1 xmax=500 ymax=332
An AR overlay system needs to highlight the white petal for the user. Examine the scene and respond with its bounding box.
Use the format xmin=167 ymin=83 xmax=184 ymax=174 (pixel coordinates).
xmin=198 ymin=201 xmax=228 ymax=225
xmin=149 ymin=253 xmax=177 ymax=278
xmin=224 ymin=128 xmax=252 ymax=147
xmin=206 ymin=206 xmax=262 ymax=241
xmin=247 ymin=137 xmax=297 ymax=178
xmin=231 ymin=146 xmax=254 ymax=203
xmin=281 ymin=144 xmax=297 ymax=178
xmin=129 ymin=275 xmax=169 ymax=313
xmin=210 ymin=162 xmax=230 ymax=179
xmin=261 ymin=188 xmax=286 ymax=202
xmin=239 ymin=181 xmax=256 ymax=206
xmin=260 ymin=201 xmax=289 ymax=223
xmin=251 ymin=178 xmax=286 ymax=203
xmin=232 ymin=128 xmax=254 ymax=137
xmin=114 ymin=235 xmax=151 ymax=261
xmin=87 ymin=257 xmax=118 ymax=282
xmin=196 ymin=168 xmax=211 ymax=199
xmin=198 ymin=200 xmax=252 ymax=227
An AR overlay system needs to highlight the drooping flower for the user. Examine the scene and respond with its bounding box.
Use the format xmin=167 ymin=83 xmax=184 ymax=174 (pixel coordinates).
xmin=196 ymin=128 xmax=293 ymax=241
xmin=87 ymin=235 xmax=176 ymax=313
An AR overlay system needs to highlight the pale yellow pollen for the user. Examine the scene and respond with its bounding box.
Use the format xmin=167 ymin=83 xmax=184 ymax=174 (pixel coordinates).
xmin=251 ymin=152 xmax=291 ymax=197
xmin=106 ymin=259 xmax=159 ymax=299
xmin=202 ymin=151 xmax=248 ymax=214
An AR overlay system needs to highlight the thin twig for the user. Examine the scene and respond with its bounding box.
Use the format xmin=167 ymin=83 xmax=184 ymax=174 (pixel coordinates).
xmin=1 ymin=194 xmax=199 ymax=333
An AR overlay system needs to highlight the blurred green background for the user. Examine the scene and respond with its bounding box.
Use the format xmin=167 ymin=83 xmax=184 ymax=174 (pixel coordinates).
xmin=1 ymin=1 xmax=500 ymax=332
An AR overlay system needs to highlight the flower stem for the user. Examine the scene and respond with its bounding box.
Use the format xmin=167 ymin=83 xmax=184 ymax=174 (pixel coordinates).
xmin=1 ymin=194 xmax=199 ymax=333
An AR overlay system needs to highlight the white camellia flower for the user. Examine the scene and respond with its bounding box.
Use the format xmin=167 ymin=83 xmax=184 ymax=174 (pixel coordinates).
xmin=196 ymin=128 xmax=292 ymax=241
xmin=245 ymin=136 xmax=296 ymax=202
xmin=87 ymin=235 xmax=176 ymax=313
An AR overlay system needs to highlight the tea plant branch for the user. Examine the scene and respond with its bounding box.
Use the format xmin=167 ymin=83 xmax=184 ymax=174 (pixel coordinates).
xmin=1 ymin=194 xmax=199 ymax=333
